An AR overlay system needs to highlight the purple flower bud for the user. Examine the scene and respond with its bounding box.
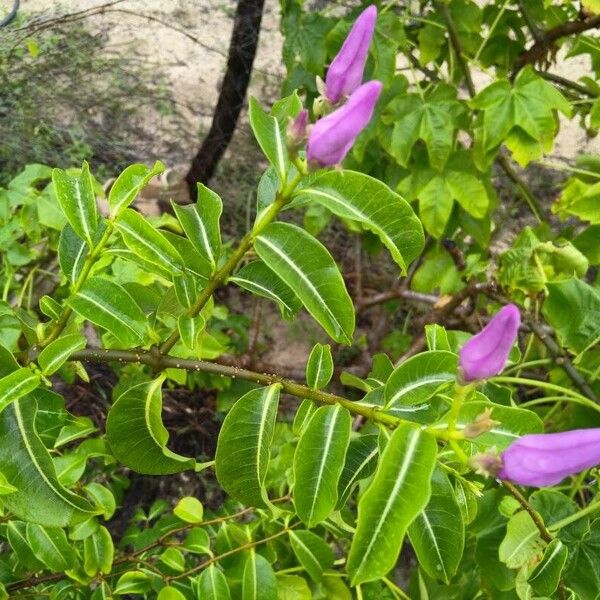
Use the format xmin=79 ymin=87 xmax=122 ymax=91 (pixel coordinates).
xmin=326 ymin=6 xmax=377 ymax=104
xmin=306 ymin=80 xmax=383 ymax=167
xmin=287 ymin=109 xmax=309 ymax=149
xmin=499 ymin=428 xmax=600 ymax=487
xmin=459 ymin=304 xmax=521 ymax=382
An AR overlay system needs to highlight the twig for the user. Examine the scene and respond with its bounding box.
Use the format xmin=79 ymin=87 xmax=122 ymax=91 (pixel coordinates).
xmin=501 ymin=481 xmax=553 ymax=543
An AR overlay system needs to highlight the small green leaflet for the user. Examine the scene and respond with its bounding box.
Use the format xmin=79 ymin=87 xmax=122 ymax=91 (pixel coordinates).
xmin=408 ymin=468 xmax=465 ymax=583
xmin=293 ymin=404 xmax=351 ymax=527
xmin=193 ymin=565 xmax=231 ymax=600
xmin=172 ymin=184 xmax=223 ymax=271
xmin=68 ymin=277 xmax=147 ymax=346
xmin=499 ymin=510 xmax=544 ymax=569
xmin=336 ymin=433 xmax=379 ymax=509
xmin=528 ymin=539 xmax=568 ymax=597
xmin=113 ymin=571 xmax=151 ymax=595
xmin=115 ymin=208 xmax=185 ymax=274
xmin=347 ymin=423 xmax=437 ymax=585
xmin=0 ymin=368 xmax=41 ymax=413
xmin=7 ymin=521 xmax=44 ymax=571
xmin=106 ymin=377 xmax=196 ymax=474
xmin=249 ymin=96 xmax=288 ymax=184
xmin=177 ymin=314 xmax=206 ymax=351
xmin=83 ymin=526 xmax=114 ymax=576
xmin=289 ymin=530 xmax=334 ymax=583
xmin=242 ymin=550 xmax=278 ymax=600
xmin=52 ymin=161 xmax=98 ymax=247
xmin=58 ymin=224 xmax=88 ymax=285
xmin=306 ymin=343 xmax=334 ymax=390
xmin=215 ymin=385 xmax=281 ymax=508
xmin=230 ymin=260 xmax=302 ymax=321
xmin=38 ymin=334 xmax=86 ymax=376
xmin=294 ymin=170 xmax=425 ymax=273
xmin=255 ymin=222 xmax=355 ymax=344
xmin=26 ymin=524 xmax=77 ymax=572
xmin=108 ymin=161 xmax=164 ymax=217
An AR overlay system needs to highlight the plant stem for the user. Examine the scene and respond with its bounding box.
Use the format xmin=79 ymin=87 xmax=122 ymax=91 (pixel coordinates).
xmin=491 ymin=376 xmax=590 ymax=403
xmin=502 ymin=481 xmax=553 ymax=543
xmin=548 ymin=500 xmax=600 ymax=532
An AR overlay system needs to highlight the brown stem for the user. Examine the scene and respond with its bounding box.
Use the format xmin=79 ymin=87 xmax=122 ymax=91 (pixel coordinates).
xmin=502 ymin=481 xmax=553 ymax=543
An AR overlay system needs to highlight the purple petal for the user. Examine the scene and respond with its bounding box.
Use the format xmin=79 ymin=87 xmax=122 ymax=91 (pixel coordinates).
xmin=459 ymin=304 xmax=521 ymax=381
xmin=307 ymin=80 xmax=382 ymax=167
xmin=325 ymin=5 xmax=377 ymax=103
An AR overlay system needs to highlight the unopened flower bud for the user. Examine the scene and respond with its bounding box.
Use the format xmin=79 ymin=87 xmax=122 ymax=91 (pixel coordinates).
xmin=287 ymin=109 xmax=309 ymax=151
xmin=469 ymin=451 xmax=502 ymax=478
xmin=463 ymin=408 xmax=500 ymax=439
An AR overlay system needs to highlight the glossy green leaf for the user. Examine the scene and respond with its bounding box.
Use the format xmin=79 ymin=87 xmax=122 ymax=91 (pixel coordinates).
xmin=83 ymin=526 xmax=114 ymax=576
xmin=292 ymin=399 xmax=318 ymax=437
xmin=306 ymin=343 xmax=333 ymax=390
xmin=108 ymin=161 xmax=164 ymax=216
xmin=0 ymin=367 xmax=41 ymax=413
xmin=255 ymin=222 xmax=354 ymax=344
xmin=276 ymin=575 xmax=312 ymax=599
xmin=52 ymin=161 xmax=98 ymax=246
xmin=115 ymin=208 xmax=185 ymax=274
xmin=336 ymin=433 xmax=379 ymax=509
xmin=293 ymin=404 xmax=351 ymax=527
xmin=499 ymin=510 xmax=544 ymax=569
xmin=249 ymin=96 xmax=288 ymax=184
xmin=384 ymin=351 xmax=457 ymax=408
xmin=215 ymin=385 xmax=280 ymax=508
xmin=58 ymin=224 xmax=88 ymax=285
xmin=27 ymin=524 xmax=77 ymax=572
xmin=347 ymin=424 xmax=437 ymax=585
xmin=106 ymin=377 xmax=196 ymax=474
xmin=230 ymin=260 xmax=302 ymax=321
xmin=408 ymin=468 xmax=464 ymax=583
xmin=528 ymin=538 xmax=568 ymax=596
xmin=242 ymin=550 xmax=278 ymax=600
xmin=174 ymin=497 xmax=204 ymax=523
xmin=38 ymin=334 xmax=86 ymax=376
xmin=7 ymin=521 xmax=45 ymax=571
xmin=193 ymin=565 xmax=231 ymax=599
xmin=172 ymin=184 xmax=222 ymax=271
xmin=295 ymin=170 xmax=424 ymax=273
xmin=158 ymin=587 xmax=186 ymax=600
xmin=160 ymin=547 xmax=185 ymax=572
xmin=183 ymin=528 xmax=211 ymax=554
xmin=177 ymin=313 xmax=206 ymax=351
xmin=69 ymin=277 xmax=146 ymax=346
xmin=113 ymin=571 xmax=151 ymax=595
xmin=289 ymin=530 xmax=334 ymax=583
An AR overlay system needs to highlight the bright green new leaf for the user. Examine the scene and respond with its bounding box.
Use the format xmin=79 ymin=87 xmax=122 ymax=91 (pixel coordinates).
xmin=249 ymin=96 xmax=288 ymax=184
xmin=255 ymin=222 xmax=355 ymax=344
xmin=0 ymin=367 xmax=41 ymax=413
xmin=499 ymin=510 xmax=544 ymax=569
xmin=293 ymin=404 xmax=351 ymax=527
xmin=108 ymin=161 xmax=164 ymax=216
xmin=172 ymin=184 xmax=223 ymax=271
xmin=347 ymin=424 xmax=437 ymax=585
xmin=230 ymin=260 xmax=302 ymax=321
xmin=106 ymin=377 xmax=196 ymax=474
xmin=289 ymin=530 xmax=334 ymax=582
xmin=408 ymin=468 xmax=465 ymax=583
xmin=83 ymin=526 xmax=114 ymax=576
xmin=215 ymin=385 xmax=281 ymax=508
xmin=294 ymin=170 xmax=424 ymax=273
xmin=177 ymin=314 xmax=206 ymax=351
xmin=306 ymin=343 xmax=333 ymax=390
xmin=174 ymin=497 xmax=204 ymax=523
xmin=157 ymin=587 xmax=186 ymax=600
xmin=183 ymin=528 xmax=211 ymax=554
xmin=242 ymin=550 xmax=278 ymax=600
xmin=52 ymin=161 xmax=98 ymax=247
xmin=193 ymin=565 xmax=231 ymax=599
xmin=115 ymin=208 xmax=185 ymax=274
xmin=26 ymin=524 xmax=77 ymax=572
xmin=38 ymin=334 xmax=86 ymax=376
xmin=160 ymin=547 xmax=185 ymax=572
xmin=528 ymin=539 xmax=568 ymax=596
xmin=69 ymin=276 xmax=146 ymax=346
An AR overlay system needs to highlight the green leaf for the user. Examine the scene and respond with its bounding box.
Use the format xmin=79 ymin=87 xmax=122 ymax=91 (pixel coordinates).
xmin=108 ymin=161 xmax=164 ymax=217
xmin=106 ymin=377 xmax=196 ymax=474
xmin=385 ymin=351 xmax=457 ymax=408
xmin=230 ymin=260 xmax=302 ymax=321
xmin=58 ymin=224 xmax=88 ymax=285
xmin=193 ymin=565 xmax=231 ymax=599
xmin=249 ymin=96 xmax=288 ymax=184
xmin=306 ymin=343 xmax=334 ymax=390
xmin=408 ymin=468 xmax=464 ymax=583
xmin=174 ymin=497 xmax=204 ymax=523
xmin=85 ymin=482 xmax=116 ymax=520
xmin=0 ymin=367 xmax=41 ymax=413
xmin=0 ymin=472 xmax=17 ymax=495
xmin=115 ymin=208 xmax=185 ymax=274
xmin=294 ymin=170 xmax=424 ymax=273
xmin=69 ymin=277 xmax=147 ymax=346
xmin=293 ymin=404 xmax=351 ymax=527
xmin=38 ymin=334 xmax=86 ymax=376
xmin=347 ymin=424 xmax=437 ymax=585
xmin=172 ymin=184 xmax=222 ymax=271
xmin=215 ymin=385 xmax=281 ymax=508
xmin=564 ymin=517 xmax=600 ymax=599
xmin=528 ymin=538 xmax=568 ymax=596
xmin=276 ymin=575 xmax=312 ymax=600
xmin=83 ymin=526 xmax=114 ymax=576
xmin=255 ymin=222 xmax=355 ymax=344
xmin=289 ymin=530 xmax=334 ymax=583
xmin=543 ymin=278 xmax=600 ymax=355
xmin=157 ymin=587 xmax=186 ymax=600
xmin=27 ymin=524 xmax=77 ymax=572
xmin=336 ymin=433 xmax=379 ymax=509
xmin=499 ymin=510 xmax=544 ymax=569
xmin=113 ymin=571 xmax=151 ymax=595
xmin=183 ymin=528 xmax=211 ymax=554
xmin=242 ymin=550 xmax=278 ymax=600
xmin=52 ymin=161 xmax=98 ymax=246
xmin=7 ymin=521 xmax=45 ymax=571
xmin=160 ymin=547 xmax=185 ymax=572
xmin=177 ymin=314 xmax=206 ymax=351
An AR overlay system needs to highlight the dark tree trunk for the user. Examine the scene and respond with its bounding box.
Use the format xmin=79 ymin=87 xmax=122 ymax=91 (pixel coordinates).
xmin=185 ymin=0 xmax=265 ymax=196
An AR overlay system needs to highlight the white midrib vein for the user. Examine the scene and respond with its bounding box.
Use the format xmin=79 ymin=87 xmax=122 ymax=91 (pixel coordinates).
xmin=256 ymin=386 xmax=277 ymax=486
xmin=290 ymin=531 xmax=321 ymax=574
xmin=354 ymin=429 xmax=421 ymax=578
xmin=73 ymin=180 xmax=93 ymax=243
xmin=76 ymin=291 xmax=140 ymax=339
xmin=190 ymin=207 xmax=215 ymax=268
xmin=144 ymin=378 xmax=166 ymax=449
xmin=419 ymin=511 xmax=448 ymax=581
xmin=531 ymin=541 xmax=563 ymax=580
xmin=230 ymin=276 xmax=293 ymax=313
xmin=2 ymin=372 xmax=37 ymax=405
xmin=273 ymin=120 xmax=286 ymax=181
xmin=119 ymin=220 xmax=181 ymax=271
xmin=388 ymin=374 xmax=453 ymax=406
xmin=339 ymin=447 xmax=378 ymax=502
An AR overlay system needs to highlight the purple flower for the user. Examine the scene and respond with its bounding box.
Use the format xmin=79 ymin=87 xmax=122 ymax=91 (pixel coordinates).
xmin=307 ymin=80 xmax=382 ymax=167
xmin=459 ymin=304 xmax=521 ymax=382
xmin=499 ymin=428 xmax=600 ymax=487
xmin=326 ymin=6 xmax=377 ymax=104
xmin=287 ymin=109 xmax=309 ymax=149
